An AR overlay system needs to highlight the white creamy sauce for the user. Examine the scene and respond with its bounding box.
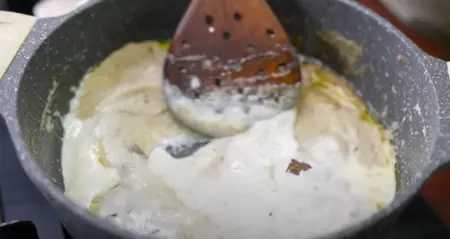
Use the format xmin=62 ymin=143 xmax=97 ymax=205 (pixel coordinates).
xmin=62 ymin=42 xmax=396 ymax=239
xmin=164 ymin=76 xmax=298 ymax=138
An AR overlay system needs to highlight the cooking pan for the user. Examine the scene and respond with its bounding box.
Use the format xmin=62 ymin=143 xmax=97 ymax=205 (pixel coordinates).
xmin=0 ymin=0 xmax=449 ymax=238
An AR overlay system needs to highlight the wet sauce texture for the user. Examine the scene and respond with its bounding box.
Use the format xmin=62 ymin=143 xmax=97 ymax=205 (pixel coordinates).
xmin=62 ymin=42 xmax=396 ymax=238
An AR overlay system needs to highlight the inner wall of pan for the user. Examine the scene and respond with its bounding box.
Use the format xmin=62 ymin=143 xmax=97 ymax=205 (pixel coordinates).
xmin=16 ymin=0 xmax=439 ymax=195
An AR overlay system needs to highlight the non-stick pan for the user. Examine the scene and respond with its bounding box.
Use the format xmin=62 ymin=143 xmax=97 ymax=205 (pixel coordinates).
xmin=0 ymin=0 xmax=449 ymax=238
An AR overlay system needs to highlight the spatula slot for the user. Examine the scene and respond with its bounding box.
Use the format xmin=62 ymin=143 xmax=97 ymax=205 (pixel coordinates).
xmin=214 ymin=78 xmax=222 ymax=87
xmin=266 ymin=28 xmax=275 ymax=38
xmin=222 ymin=31 xmax=231 ymax=40
xmin=178 ymin=66 xmax=187 ymax=74
xmin=205 ymin=15 xmax=214 ymax=25
xmin=233 ymin=12 xmax=242 ymax=21
xmin=258 ymin=68 xmax=266 ymax=77
xmin=277 ymin=62 xmax=287 ymax=72
xmin=192 ymin=91 xmax=200 ymax=98
xmin=246 ymin=44 xmax=256 ymax=53
xmin=181 ymin=40 xmax=190 ymax=48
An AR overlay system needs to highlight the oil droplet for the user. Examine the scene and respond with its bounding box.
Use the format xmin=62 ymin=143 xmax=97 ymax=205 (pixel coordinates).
xmin=190 ymin=76 xmax=201 ymax=89
xmin=202 ymin=59 xmax=213 ymax=70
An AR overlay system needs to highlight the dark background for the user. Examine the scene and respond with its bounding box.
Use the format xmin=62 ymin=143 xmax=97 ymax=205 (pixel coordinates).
xmin=1 ymin=0 xmax=39 ymax=14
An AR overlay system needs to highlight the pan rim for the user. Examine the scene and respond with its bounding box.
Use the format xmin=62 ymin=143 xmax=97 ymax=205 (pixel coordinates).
xmin=8 ymin=0 xmax=441 ymax=238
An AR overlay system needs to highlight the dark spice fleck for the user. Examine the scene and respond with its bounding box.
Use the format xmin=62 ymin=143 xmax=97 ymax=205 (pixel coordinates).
xmin=128 ymin=144 xmax=148 ymax=159
xmin=269 ymin=212 xmax=273 ymax=216
xmin=150 ymin=229 xmax=161 ymax=235
xmin=286 ymin=159 xmax=312 ymax=175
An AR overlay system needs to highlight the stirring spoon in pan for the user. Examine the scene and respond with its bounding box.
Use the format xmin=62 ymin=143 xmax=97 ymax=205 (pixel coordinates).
xmin=163 ymin=0 xmax=301 ymax=139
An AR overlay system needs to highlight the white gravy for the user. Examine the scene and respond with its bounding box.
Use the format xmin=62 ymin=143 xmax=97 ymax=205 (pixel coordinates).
xmin=61 ymin=42 xmax=396 ymax=239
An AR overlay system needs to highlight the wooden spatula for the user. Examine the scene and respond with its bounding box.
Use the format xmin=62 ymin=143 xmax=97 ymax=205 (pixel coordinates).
xmin=163 ymin=0 xmax=301 ymax=137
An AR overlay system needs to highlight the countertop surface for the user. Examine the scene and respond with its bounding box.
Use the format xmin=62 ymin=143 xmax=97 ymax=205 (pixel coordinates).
xmin=0 ymin=11 xmax=34 ymax=78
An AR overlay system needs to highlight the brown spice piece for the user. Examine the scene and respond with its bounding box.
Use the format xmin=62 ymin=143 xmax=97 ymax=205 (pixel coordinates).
xmin=286 ymin=159 xmax=312 ymax=175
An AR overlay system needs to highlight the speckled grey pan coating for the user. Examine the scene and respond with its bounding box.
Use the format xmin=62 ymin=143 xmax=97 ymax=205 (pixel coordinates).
xmin=0 ymin=0 xmax=450 ymax=238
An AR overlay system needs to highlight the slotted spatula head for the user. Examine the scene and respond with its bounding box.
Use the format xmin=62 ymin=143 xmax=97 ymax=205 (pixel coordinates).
xmin=163 ymin=0 xmax=301 ymax=137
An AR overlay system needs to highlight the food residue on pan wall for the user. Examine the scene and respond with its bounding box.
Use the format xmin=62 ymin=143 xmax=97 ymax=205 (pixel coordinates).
xmin=60 ymin=41 xmax=396 ymax=239
xmin=315 ymin=30 xmax=364 ymax=76
xmin=396 ymin=54 xmax=408 ymax=64
xmin=40 ymin=76 xmax=59 ymax=133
